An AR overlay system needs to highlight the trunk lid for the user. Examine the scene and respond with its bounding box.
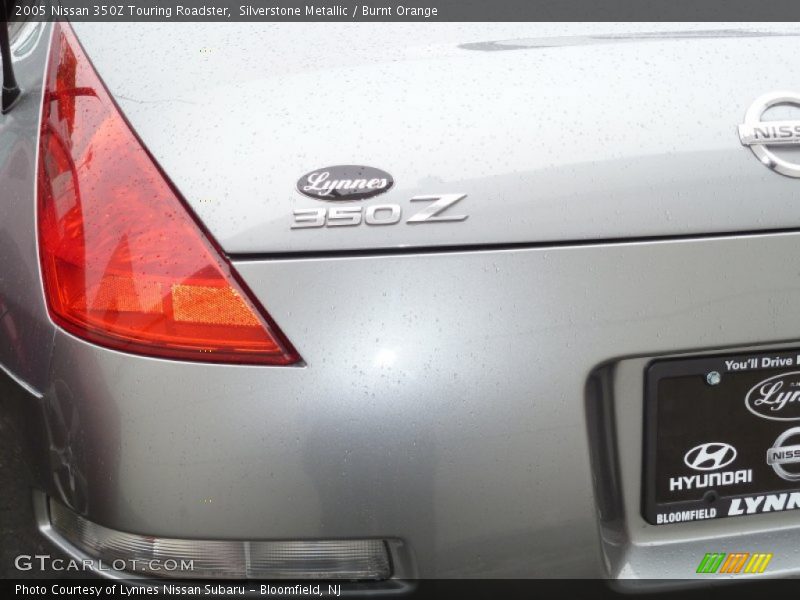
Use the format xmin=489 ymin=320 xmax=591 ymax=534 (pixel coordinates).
xmin=71 ymin=22 xmax=800 ymax=253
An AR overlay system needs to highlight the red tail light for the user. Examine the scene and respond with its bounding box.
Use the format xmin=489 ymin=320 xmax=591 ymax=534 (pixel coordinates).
xmin=37 ymin=23 xmax=300 ymax=365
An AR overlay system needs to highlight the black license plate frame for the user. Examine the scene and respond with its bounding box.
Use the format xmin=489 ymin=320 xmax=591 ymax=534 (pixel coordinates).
xmin=644 ymin=349 xmax=800 ymax=525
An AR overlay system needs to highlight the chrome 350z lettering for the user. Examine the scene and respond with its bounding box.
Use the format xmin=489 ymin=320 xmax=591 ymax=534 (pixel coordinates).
xmin=291 ymin=194 xmax=468 ymax=229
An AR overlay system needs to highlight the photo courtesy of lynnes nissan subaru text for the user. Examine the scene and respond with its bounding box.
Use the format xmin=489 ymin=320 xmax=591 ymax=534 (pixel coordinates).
xmin=5 ymin=10 xmax=800 ymax=589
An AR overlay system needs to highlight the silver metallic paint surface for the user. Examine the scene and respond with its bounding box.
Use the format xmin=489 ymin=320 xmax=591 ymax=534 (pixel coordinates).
xmin=0 ymin=22 xmax=52 ymax=391
xmin=71 ymin=22 xmax=800 ymax=253
xmin=32 ymin=233 xmax=800 ymax=578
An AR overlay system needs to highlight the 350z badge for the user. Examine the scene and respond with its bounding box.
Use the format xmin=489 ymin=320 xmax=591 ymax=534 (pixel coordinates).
xmin=292 ymin=165 xmax=468 ymax=229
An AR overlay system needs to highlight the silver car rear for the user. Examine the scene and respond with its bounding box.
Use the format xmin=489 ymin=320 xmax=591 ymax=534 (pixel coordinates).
xmin=4 ymin=20 xmax=800 ymax=583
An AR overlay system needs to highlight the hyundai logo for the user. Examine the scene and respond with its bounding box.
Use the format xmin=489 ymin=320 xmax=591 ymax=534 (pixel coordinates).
xmin=684 ymin=442 xmax=738 ymax=471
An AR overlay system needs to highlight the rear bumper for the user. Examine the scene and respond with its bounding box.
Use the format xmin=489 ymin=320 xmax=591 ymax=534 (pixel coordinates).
xmin=13 ymin=233 xmax=800 ymax=579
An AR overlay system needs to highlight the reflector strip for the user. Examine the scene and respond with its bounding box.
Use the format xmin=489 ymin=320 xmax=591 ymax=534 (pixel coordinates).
xmin=49 ymin=500 xmax=391 ymax=580
xmin=171 ymin=285 xmax=261 ymax=326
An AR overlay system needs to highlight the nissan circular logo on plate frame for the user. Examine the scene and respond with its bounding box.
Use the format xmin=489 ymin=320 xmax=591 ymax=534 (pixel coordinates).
xmin=296 ymin=165 xmax=394 ymax=201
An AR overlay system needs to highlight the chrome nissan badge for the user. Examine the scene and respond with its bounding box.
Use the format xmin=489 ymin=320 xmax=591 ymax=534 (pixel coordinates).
xmin=738 ymin=91 xmax=800 ymax=178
